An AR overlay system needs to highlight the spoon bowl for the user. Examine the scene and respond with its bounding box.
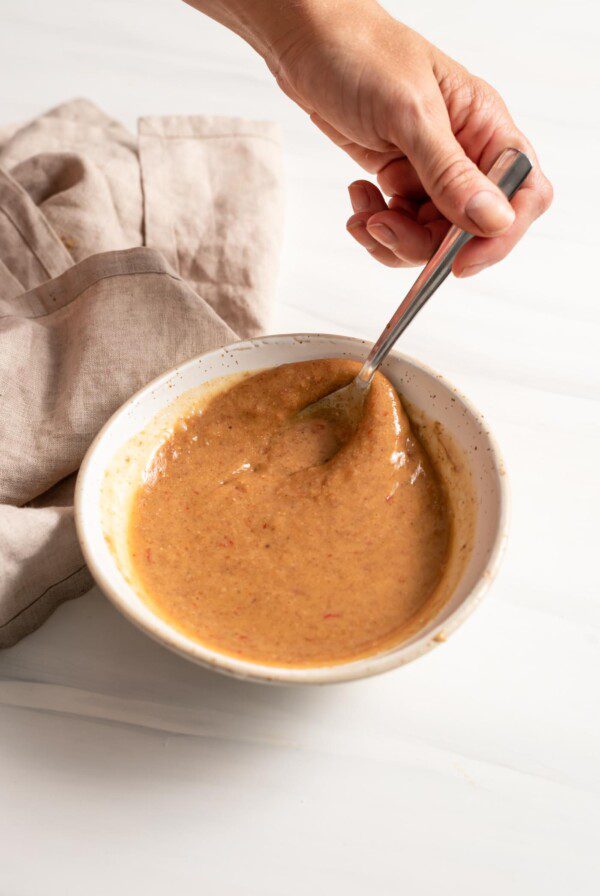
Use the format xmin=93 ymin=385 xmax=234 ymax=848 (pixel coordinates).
xmin=296 ymin=374 xmax=369 ymax=433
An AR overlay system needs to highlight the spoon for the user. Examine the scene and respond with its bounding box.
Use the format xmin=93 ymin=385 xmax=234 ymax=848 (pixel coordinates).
xmin=299 ymin=147 xmax=533 ymax=428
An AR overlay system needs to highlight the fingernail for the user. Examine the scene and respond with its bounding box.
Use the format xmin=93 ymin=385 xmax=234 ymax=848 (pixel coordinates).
xmin=348 ymin=183 xmax=369 ymax=212
xmin=465 ymin=190 xmax=515 ymax=234
xmin=347 ymin=220 xmax=379 ymax=250
xmin=368 ymin=223 xmax=397 ymax=247
xmin=457 ymin=262 xmax=488 ymax=278
xmin=347 ymin=219 xmax=365 ymax=234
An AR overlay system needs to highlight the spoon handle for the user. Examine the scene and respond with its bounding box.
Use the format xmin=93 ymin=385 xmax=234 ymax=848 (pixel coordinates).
xmin=357 ymin=147 xmax=533 ymax=385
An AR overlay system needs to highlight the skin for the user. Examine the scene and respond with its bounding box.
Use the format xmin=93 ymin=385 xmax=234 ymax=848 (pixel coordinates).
xmin=184 ymin=0 xmax=552 ymax=276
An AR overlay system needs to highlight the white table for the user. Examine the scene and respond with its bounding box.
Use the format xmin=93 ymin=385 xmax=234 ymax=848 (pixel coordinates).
xmin=1 ymin=2 xmax=599 ymax=893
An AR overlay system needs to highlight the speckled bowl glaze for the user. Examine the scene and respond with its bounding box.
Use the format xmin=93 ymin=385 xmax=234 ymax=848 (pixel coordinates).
xmin=75 ymin=334 xmax=509 ymax=685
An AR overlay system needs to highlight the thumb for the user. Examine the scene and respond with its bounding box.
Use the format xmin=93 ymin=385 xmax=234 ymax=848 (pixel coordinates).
xmin=402 ymin=104 xmax=515 ymax=236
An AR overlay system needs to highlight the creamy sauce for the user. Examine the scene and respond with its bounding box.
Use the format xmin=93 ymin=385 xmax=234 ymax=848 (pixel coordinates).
xmin=127 ymin=360 xmax=452 ymax=666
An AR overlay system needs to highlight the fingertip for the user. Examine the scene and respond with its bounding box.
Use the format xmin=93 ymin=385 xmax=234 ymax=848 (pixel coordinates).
xmin=347 ymin=180 xmax=386 ymax=214
xmin=346 ymin=215 xmax=379 ymax=252
xmin=346 ymin=218 xmax=406 ymax=267
xmin=365 ymin=209 xmax=447 ymax=266
xmin=347 ymin=183 xmax=368 ymax=212
xmin=346 ymin=215 xmax=367 ymax=236
xmin=455 ymin=261 xmax=489 ymax=278
xmin=366 ymin=220 xmax=398 ymax=248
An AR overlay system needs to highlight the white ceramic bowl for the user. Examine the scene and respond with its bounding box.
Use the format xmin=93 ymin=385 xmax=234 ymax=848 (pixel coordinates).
xmin=75 ymin=334 xmax=508 ymax=684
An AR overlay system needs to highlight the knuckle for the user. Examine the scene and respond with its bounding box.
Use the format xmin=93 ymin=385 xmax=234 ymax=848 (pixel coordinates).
xmin=428 ymin=154 xmax=476 ymax=204
xmin=538 ymin=177 xmax=554 ymax=213
xmin=362 ymin=148 xmax=389 ymax=174
xmin=505 ymin=130 xmax=553 ymax=215
xmin=475 ymin=77 xmax=501 ymax=103
xmin=396 ymin=90 xmax=436 ymax=137
xmin=470 ymin=77 xmax=505 ymax=116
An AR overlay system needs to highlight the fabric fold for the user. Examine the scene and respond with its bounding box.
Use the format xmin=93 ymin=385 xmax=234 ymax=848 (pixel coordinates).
xmin=0 ymin=99 xmax=283 ymax=647
xmin=138 ymin=114 xmax=283 ymax=335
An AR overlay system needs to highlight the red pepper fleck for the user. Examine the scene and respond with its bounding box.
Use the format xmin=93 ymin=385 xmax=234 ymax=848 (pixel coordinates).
xmin=323 ymin=612 xmax=341 ymax=620
xmin=385 ymin=493 xmax=394 ymax=502
xmin=218 ymin=536 xmax=234 ymax=547
xmin=146 ymin=548 xmax=153 ymax=563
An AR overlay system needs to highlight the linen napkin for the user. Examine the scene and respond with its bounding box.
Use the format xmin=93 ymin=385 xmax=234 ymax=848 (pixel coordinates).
xmin=0 ymin=99 xmax=283 ymax=647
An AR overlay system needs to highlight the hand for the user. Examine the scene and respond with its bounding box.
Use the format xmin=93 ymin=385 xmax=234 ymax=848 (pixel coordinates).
xmin=185 ymin=0 xmax=552 ymax=275
xmin=267 ymin=1 xmax=552 ymax=275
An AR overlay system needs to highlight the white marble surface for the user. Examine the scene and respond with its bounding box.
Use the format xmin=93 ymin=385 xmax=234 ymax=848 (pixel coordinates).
xmin=1 ymin=1 xmax=599 ymax=893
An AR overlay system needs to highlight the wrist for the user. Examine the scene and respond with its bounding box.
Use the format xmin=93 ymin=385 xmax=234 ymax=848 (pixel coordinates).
xmin=221 ymin=0 xmax=384 ymax=69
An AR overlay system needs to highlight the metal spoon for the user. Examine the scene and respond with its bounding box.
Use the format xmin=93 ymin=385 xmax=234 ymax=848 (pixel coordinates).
xmin=299 ymin=147 xmax=533 ymax=427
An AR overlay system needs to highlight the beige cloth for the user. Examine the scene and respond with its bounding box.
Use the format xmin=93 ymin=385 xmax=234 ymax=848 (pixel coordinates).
xmin=0 ymin=99 xmax=283 ymax=647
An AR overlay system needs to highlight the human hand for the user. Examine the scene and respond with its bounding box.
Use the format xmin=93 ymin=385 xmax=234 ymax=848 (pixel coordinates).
xmin=268 ymin=0 xmax=552 ymax=275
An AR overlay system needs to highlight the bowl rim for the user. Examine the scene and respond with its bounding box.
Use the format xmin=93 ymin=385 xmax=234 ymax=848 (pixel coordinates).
xmin=75 ymin=332 xmax=510 ymax=685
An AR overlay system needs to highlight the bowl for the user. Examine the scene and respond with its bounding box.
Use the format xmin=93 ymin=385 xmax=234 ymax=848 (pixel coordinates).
xmin=75 ymin=333 xmax=509 ymax=684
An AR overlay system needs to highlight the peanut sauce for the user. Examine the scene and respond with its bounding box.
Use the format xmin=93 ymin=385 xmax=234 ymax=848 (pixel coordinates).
xmin=127 ymin=360 xmax=450 ymax=666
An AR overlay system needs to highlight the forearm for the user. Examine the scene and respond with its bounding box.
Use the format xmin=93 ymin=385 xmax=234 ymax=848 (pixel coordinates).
xmin=182 ymin=0 xmax=380 ymax=68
